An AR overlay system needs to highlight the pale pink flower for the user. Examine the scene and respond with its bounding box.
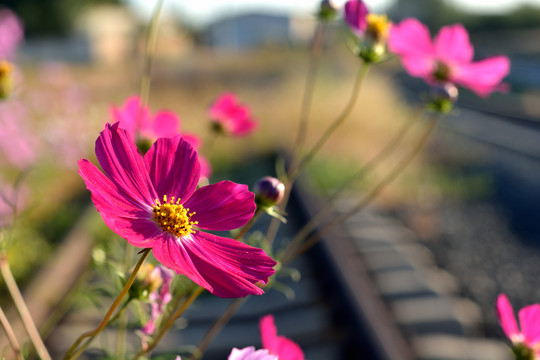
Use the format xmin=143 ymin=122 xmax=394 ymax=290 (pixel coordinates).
xmin=260 ymin=315 xmax=304 ymax=360
xmin=228 ymin=347 xmax=277 ymax=360
xmin=78 ymin=123 xmax=276 ymax=297
xmin=388 ymin=18 xmax=510 ymax=97
xmin=0 ymin=8 xmax=23 ymax=60
xmin=496 ymin=294 xmax=540 ymax=358
xmin=0 ymin=101 xmax=37 ymax=168
xmin=208 ymin=93 xmax=257 ymax=137
xmin=111 ymin=95 xmax=211 ymax=178
xmin=141 ymin=265 xmax=174 ymax=337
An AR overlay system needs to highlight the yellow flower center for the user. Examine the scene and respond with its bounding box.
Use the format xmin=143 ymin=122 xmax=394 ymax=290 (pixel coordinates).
xmin=0 ymin=61 xmax=13 ymax=78
xmin=152 ymin=195 xmax=198 ymax=237
xmin=366 ymin=14 xmax=391 ymax=42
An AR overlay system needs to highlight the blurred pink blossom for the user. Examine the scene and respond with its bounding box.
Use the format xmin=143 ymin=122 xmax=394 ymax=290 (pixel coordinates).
xmin=141 ymin=265 xmax=174 ymax=339
xmin=496 ymin=293 xmax=540 ymax=358
xmin=0 ymin=101 xmax=37 ymax=168
xmin=111 ymin=96 xmax=211 ymax=178
xmin=208 ymin=93 xmax=257 ymax=137
xmin=388 ymin=18 xmax=510 ymax=97
xmin=0 ymin=8 xmax=23 ymax=60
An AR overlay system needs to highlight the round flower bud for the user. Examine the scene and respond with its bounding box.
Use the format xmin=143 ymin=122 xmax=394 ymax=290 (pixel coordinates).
xmin=428 ymin=82 xmax=459 ymax=114
xmin=254 ymin=176 xmax=285 ymax=208
xmin=318 ymin=0 xmax=339 ymax=21
xmin=0 ymin=61 xmax=14 ymax=100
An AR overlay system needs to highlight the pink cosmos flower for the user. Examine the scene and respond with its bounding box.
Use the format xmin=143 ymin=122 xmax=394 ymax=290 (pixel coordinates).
xmin=228 ymin=347 xmax=277 ymax=360
xmin=111 ymin=95 xmax=211 ymax=178
xmin=141 ymin=265 xmax=174 ymax=337
xmin=260 ymin=315 xmax=304 ymax=360
xmin=344 ymin=0 xmax=369 ymax=36
xmin=388 ymin=18 xmax=510 ymax=97
xmin=208 ymin=93 xmax=257 ymax=137
xmin=0 ymin=8 xmax=23 ymax=60
xmin=496 ymin=294 xmax=540 ymax=358
xmin=78 ymin=123 xmax=276 ymax=297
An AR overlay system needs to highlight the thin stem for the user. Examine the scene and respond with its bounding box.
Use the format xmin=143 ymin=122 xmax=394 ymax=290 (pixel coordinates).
xmin=64 ymin=248 xmax=151 ymax=360
xmin=235 ymin=208 xmax=263 ymax=241
xmin=265 ymin=62 xmax=370 ymax=246
xmin=291 ymin=115 xmax=438 ymax=261
xmin=0 ymin=304 xmax=24 ymax=360
xmin=133 ymin=286 xmax=205 ymax=359
xmin=290 ymin=20 xmax=328 ymax=176
xmin=294 ymin=62 xmax=370 ymax=178
xmin=189 ymin=297 xmax=247 ymax=360
xmin=136 ymin=0 xmax=164 ymax=140
xmin=0 ymin=253 xmax=52 ymax=360
xmin=280 ymin=105 xmax=426 ymax=265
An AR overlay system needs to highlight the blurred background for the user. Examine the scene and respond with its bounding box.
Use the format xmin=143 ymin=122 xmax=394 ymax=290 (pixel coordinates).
xmin=1 ymin=0 xmax=540 ymax=358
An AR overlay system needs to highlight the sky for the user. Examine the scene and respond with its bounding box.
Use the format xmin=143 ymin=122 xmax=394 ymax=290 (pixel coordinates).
xmin=126 ymin=0 xmax=540 ymax=25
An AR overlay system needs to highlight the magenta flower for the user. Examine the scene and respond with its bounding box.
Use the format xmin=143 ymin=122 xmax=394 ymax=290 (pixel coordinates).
xmin=208 ymin=93 xmax=257 ymax=137
xmin=228 ymin=347 xmax=277 ymax=360
xmin=260 ymin=315 xmax=304 ymax=360
xmin=78 ymin=123 xmax=276 ymax=297
xmin=497 ymin=294 xmax=540 ymax=358
xmin=344 ymin=0 xmax=369 ymax=36
xmin=111 ymin=95 xmax=211 ymax=178
xmin=0 ymin=8 xmax=23 ymax=60
xmin=388 ymin=18 xmax=510 ymax=97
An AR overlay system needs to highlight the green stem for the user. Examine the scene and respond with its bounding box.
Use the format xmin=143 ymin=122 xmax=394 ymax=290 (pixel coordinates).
xmin=136 ymin=0 xmax=164 ymax=141
xmin=290 ymin=20 xmax=328 ymax=176
xmin=0 ymin=253 xmax=52 ymax=360
xmin=280 ymin=105 xmax=426 ymax=265
xmin=132 ymin=286 xmax=205 ymax=359
xmin=64 ymin=248 xmax=151 ymax=360
xmin=290 ymin=115 xmax=438 ymax=260
xmin=293 ymin=62 xmax=370 ymax=179
xmin=265 ymin=62 xmax=370 ymax=246
xmin=0 ymin=304 xmax=24 ymax=360
xmin=235 ymin=208 xmax=263 ymax=241
xmin=189 ymin=297 xmax=247 ymax=360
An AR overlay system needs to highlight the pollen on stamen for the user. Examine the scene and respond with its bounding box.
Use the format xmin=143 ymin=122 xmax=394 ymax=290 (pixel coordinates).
xmin=152 ymin=195 xmax=198 ymax=237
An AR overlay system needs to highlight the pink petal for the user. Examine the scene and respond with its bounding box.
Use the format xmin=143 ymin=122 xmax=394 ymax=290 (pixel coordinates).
xmin=496 ymin=294 xmax=520 ymax=341
xmin=344 ymin=0 xmax=369 ymax=36
xmin=95 ymin=123 xmax=157 ymax=206
xmin=152 ymin=110 xmax=181 ymax=138
xmin=78 ymin=159 xmax=159 ymax=248
xmin=184 ymin=181 xmax=255 ymax=231
xmin=152 ymin=231 xmax=276 ymax=298
xmin=388 ymin=18 xmax=435 ymax=60
xmin=143 ymin=135 xmax=200 ymax=203
xmin=434 ymin=24 xmax=474 ymax=64
xmin=452 ymin=56 xmax=510 ymax=97
xmin=519 ymin=304 xmax=540 ymax=346
xmin=260 ymin=315 xmax=304 ymax=360
xmin=398 ymin=56 xmax=435 ymax=80
xmin=0 ymin=9 xmax=23 ymax=59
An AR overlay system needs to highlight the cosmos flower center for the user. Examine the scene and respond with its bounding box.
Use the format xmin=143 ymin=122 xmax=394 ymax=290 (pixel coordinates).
xmin=433 ymin=61 xmax=451 ymax=82
xmin=366 ymin=14 xmax=391 ymax=42
xmin=0 ymin=60 xmax=13 ymax=78
xmin=152 ymin=195 xmax=198 ymax=237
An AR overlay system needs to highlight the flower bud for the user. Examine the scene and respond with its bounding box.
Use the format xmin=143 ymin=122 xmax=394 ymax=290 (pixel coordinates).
xmin=427 ymin=82 xmax=459 ymax=114
xmin=318 ymin=0 xmax=339 ymax=21
xmin=254 ymin=176 xmax=285 ymax=208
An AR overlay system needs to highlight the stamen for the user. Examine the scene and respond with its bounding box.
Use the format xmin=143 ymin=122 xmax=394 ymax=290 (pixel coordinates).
xmin=152 ymin=195 xmax=198 ymax=237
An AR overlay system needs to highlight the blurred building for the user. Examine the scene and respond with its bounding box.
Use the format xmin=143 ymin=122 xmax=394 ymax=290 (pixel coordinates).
xmin=201 ymin=12 xmax=315 ymax=50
